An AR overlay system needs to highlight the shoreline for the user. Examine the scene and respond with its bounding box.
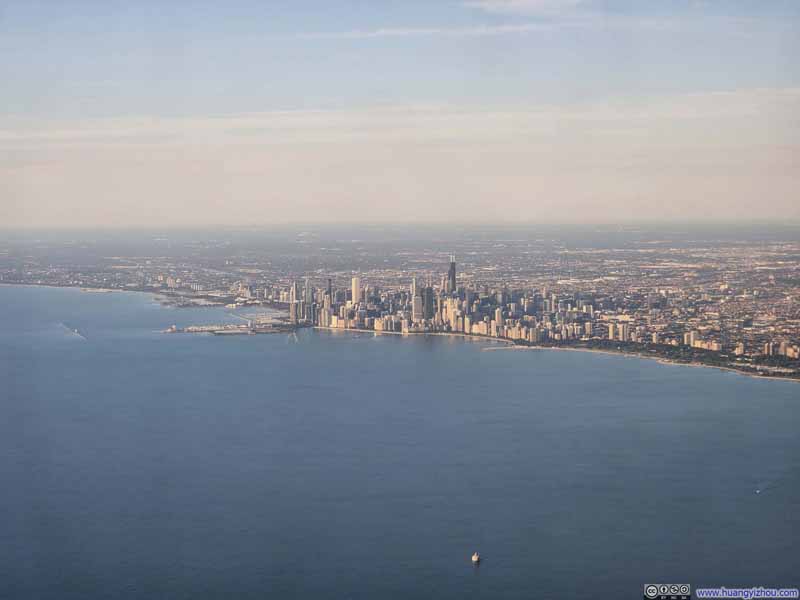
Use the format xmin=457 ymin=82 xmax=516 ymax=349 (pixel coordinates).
xmin=2 ymin=283 xmax=796 ymax=383
xmin=0 ymin=282 xmax=230 ymax=308
xmin=314 ymin=326 xmax=799 ymax=384
xmin=313 ymin=326 xmax=514 ymax=344
xmin=487 ymin=342 xmax=800 ymax=384
xmin=0 ymin=282 xmax=162 ymax=299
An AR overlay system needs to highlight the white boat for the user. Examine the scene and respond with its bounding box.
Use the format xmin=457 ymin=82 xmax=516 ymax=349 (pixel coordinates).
xmin=472 ymin=552 xmax=480 ymax=564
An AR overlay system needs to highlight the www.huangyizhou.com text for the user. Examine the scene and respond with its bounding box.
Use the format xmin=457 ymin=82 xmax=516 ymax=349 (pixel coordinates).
xmin=695 ymin=587 xmax=799 ymax=599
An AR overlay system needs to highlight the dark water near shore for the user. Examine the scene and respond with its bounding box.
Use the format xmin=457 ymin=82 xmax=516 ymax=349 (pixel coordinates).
xmin=1 ymin=285 xmax=798 ymax=599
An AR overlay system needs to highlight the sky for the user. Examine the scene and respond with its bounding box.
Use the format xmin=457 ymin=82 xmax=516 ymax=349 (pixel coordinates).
xmin=1 ymin=0 xmax=799 ymax=228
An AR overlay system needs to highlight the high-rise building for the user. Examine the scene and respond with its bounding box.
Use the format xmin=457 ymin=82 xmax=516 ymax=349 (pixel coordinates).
xmin=412 ymin=295 xmax=424 ymax=323
xmin=447 ymin=255 xmax=457 ymax=294
xmin=351 ymin=277 xmax=361 ymax=304
xmin=422 ymin=286 xmax=435 ymax=320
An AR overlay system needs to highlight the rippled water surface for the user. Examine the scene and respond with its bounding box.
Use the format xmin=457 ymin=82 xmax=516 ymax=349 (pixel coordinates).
xmin=1 ymin=285 xmax=798 ymax=599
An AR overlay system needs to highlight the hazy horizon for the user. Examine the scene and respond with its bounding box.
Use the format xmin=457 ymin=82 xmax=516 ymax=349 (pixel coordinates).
xmin=3 ymin=218 xmax=800 ymax=230
xmin=2 ymin=1 xmax=799 ymax=227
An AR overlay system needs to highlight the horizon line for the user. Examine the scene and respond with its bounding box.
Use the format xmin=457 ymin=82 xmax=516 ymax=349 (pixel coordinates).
xmin=2 ymin=219 xmax=799 ymax=233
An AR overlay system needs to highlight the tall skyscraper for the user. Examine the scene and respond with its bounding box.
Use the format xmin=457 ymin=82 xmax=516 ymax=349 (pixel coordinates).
xmin=422 ymin=286 xmax=435 ymax=320
xmin=412 ymin=295 xmax=423 ymax=323
xmin=351 ymin=276 xmax=361 ymax=304
xmin=447 ymin=255 xmax=457 ymax=294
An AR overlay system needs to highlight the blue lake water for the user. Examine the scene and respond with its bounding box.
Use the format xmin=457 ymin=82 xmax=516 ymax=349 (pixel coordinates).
xmin=1 ymin=285 xmax=798 ymax=599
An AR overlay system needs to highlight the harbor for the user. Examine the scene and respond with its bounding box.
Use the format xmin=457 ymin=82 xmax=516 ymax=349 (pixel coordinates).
xmin=163 ymin=309 xmax=299 ymax=336
xmin=164 ymin=322 xmax=299 ymax=335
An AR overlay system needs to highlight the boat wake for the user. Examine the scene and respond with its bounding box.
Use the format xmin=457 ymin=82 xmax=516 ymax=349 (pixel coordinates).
xmin=754 ymin=465 xmax=799 ymax=496
xmin=60 ymin=322 xmax=87 ymax=341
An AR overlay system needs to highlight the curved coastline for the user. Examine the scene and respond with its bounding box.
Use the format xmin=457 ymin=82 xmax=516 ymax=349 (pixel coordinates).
xmin=3 ymin=284 xmax=796 ymax=383
xmin=494 ymin=344 xmax=800 ymax=383
xmin=313 ymin=326 xmax=799 ymax=384
xmin=0 ymin=282 xmax=226 ymax=308
xmin=313 ymin=325 xmax=514 ymax=344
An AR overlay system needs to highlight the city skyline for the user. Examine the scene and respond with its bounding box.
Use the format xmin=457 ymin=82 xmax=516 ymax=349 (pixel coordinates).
xmin=2 ymin=1 xmax=799 ymax=227
xmin=3 ymin=227 xmax=798 ymax=379
xmin=4 ymin=3 xmax=799 ymax=596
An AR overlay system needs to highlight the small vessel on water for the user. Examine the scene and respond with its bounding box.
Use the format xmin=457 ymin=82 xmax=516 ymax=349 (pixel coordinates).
xmin=472 ymin=552 xmax=480 ymax=564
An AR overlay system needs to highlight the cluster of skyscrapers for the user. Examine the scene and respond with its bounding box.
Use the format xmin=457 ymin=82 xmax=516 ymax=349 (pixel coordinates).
xmin=277 ymin=256 xmax=799 ymax=365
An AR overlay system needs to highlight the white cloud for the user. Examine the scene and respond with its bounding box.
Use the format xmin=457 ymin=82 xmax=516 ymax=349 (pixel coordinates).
xmin=464 ymin=0 xmax=585 ymax=16
xmin=287 ymin=13 xmax=767 ymax=42
xmin=3 ymin=88 xmax=796 ymax=147
xmin=1 ymin=89 xmax=798 ymax=227
xmin=291 ymin=22 xmax=555 ymax=40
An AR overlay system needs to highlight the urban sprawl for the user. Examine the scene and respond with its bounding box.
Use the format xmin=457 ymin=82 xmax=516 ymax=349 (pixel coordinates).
xmin=3 ymin=232 xmax=799 ymax=379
